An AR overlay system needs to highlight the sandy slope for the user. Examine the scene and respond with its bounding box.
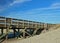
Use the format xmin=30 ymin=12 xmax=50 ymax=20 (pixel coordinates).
xmin=3 ymin=27 xmax=60 ymax=43
xmin=18 ymin=27 xmax=60 ymax=43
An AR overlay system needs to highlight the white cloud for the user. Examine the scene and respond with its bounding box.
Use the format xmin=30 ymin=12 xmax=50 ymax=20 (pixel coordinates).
xmin=51 ymin=3 xmax=60 ymax=8
xmin=22 ymin=3 xmax=60 ymax=14
xmin=7 ymin=2 xmax=60 ymax=17
xmin=0 ymin=8 xmax=6 ymax=13
xmin=36 ymin=3 xmax=60 ymax=10
xmin=10 ymin=0 xmax=32 ymax=6
xmin=6 ymin=2 xmax=60 ymax=24
xmin=31 ymin=3 xmax=60 ymax=12
xmin=0 ymin=0 xmax=32 ymax=12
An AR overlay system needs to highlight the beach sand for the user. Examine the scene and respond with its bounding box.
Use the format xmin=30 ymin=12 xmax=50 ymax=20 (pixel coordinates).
xmin=2 ymin=27 xmax=60 ymax=43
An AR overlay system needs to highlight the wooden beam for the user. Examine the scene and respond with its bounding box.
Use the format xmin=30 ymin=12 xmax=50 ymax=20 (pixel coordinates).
xmin=13 ymin=29 xmax=15 ymax=37
xmin=6 ymin=27 xmax=9 ymax=40
xmin=23 ymin=27 xmax=27 ymax=38
xmin=1 ymin=28 xmax=3 ymax=35
xmin=32 ymin=28 xmax=39 ymax=36
xmin=25 ymin=32 xmax=32 ymax=37
xmin=17 ymin=29 xmax=20 ymax=38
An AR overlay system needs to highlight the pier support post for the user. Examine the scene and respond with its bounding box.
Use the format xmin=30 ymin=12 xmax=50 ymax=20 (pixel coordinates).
xmin=13 ymin=29 xmax=15 ymax=38
xmin=6 ymin=27 xmax=9 ymax=40
xmin=32 ymin=28 xmax=39 ymax=36
xmin=1 ymin=28 xmax=3 ymax=35
xmin=23 ymin=27 xmax=27 ymax=38
xmin=17 ymin=29 xmax=20 ymax=38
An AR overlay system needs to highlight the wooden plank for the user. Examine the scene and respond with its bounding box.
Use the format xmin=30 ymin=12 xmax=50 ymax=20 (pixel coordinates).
xmin=0 ymin=24 xmax=5 ymax=27
xmin=0 ymin=34 xmax=6 ymax=39
xmin=32 ymin=28 xmax=39 ymax=35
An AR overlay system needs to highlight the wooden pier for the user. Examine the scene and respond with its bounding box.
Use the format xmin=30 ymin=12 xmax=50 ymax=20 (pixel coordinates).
xmin=0 ymin=16 xmax=56 ymax=42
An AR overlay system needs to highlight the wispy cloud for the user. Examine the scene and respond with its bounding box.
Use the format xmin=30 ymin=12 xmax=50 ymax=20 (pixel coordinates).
xmin=7 ymin=2 xmax=60 ymax=23
xmin=51 ymin=3 xmax=60 ymax=7
xmin=0 ymin=0 xmax=59 ymax=24
xmin=7 ymin=2 xmax=60 ymax=17
xmin=0 ymin=0 xmax=31 ymax=12
xmin=10 ymin=0 xmax=32 ymax=6
xmin=0 ymin=7 xmax=7 ymax=13
xmin=34 ymin=3 xmax=60 ymax=10
xmin=21 ymin=3 xmax=60 ymax=15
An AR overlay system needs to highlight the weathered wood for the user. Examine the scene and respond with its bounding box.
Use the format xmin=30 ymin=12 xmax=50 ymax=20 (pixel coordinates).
xmin=1 ymin=28 xmax=3 ymax=35
xmin=22 ymin=27 xmax=27 ymax=38
xmin=0 ymin=16 xmax=56 ymax=29
xmin=32 ymin=28 xmax=39 ymax=35
xmin=0 ymin=16 xmax=57 ymax=40
xmin=6 ymin=27 xmax=9 ymax=40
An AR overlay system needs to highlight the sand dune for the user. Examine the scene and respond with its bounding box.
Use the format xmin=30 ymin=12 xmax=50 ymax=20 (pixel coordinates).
xmin=3 ymin=26 xmax=60 ymax=43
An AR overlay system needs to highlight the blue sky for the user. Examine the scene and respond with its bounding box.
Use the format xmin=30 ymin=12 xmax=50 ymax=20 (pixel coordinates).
xmin=0 ymin=0 xmax=60 ymax=24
